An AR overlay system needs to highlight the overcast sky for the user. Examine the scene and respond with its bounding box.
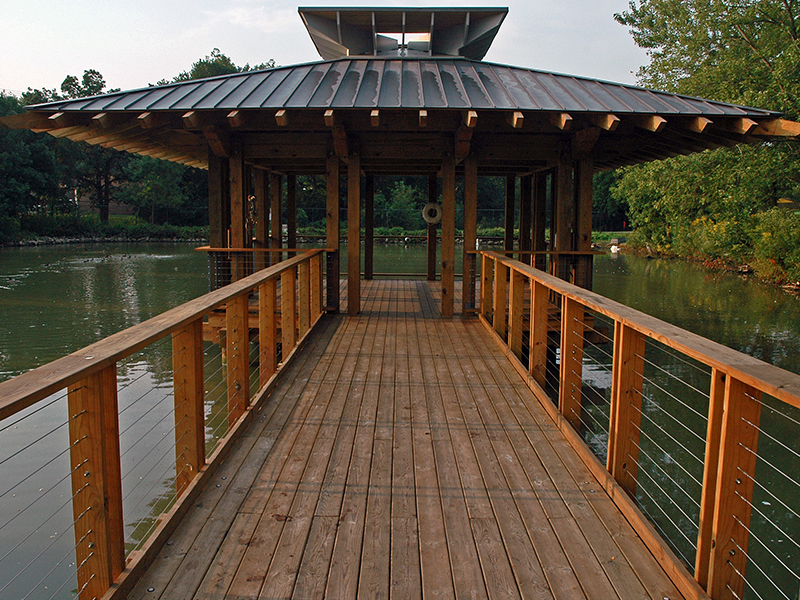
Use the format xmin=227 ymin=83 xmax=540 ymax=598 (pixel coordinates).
xmin=1 ymin=0 xmax=650 ymax=96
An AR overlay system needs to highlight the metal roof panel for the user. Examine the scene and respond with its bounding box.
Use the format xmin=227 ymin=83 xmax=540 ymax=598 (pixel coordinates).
xmin=332 ymin=61 xmax=367 ymax=107
xmin=354 ymin=61 xmax=383 ymax=107
xmin=438 ymin=62 xmax=470 ymax=108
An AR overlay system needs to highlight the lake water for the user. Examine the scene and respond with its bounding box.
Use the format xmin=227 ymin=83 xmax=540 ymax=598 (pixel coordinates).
xmin=1 ymin=242 xmax=799 ymax=598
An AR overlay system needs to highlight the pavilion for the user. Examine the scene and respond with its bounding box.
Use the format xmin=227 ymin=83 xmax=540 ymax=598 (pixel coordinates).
xmin=3 ymin=6 xmax=799 ymax=317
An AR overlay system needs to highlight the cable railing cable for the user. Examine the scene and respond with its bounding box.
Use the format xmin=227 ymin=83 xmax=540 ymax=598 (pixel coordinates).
xmin=0 ymin=389 xmax=69 ymax=434
xmin=121 ymin=425 xmax=184 ymax=505
xmin=633 ymin=365 xmax=710 ymax=432
xmin=730 ymin=533 xmax=792 ymax=600
xmin=633 ymin=480 xmax=698 ymax=568
xmin=739 ymin=469 xmax=800 ymax=536
xmin=733 ymin=492 xmax=800 ymax=580
xmin=120 ymin=392 xmax=176 ymax=464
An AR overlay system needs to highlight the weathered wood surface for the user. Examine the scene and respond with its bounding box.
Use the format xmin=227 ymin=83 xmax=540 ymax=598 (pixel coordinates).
xmin=128 ymin=279 xmax=686 ymax=600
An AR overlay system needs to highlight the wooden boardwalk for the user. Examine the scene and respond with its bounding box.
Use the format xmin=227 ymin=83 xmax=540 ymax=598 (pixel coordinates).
xmin=130 ymin=279 xmax=685 ymax=600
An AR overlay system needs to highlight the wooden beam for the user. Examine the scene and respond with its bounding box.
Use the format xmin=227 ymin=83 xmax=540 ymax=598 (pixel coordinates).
xmin=370 ymin=109 xmax=380 ymax=127
xmin=687 ymin=116 xmax=713 ymax=133
xmin=592 ymin=113 xmax=620 ymax=131
xmin=455 ymin=123 xmax=474 ymax=159
xmin=364 ymin=175 xmax=374 ymax=280
xmin=275 ymin=109 xmax=289 ymax=127
xmin=427 ymin=173 xmax=437 ymax=281
xmin=507 ymin=111 xmax=524 ymax=129
xmin=203 ymin=125 xmax=230 ymax=158
xmin=137 ymin=112 xmax=164 ymax=129
xmin=419 ymin=109 xmax=428 ymax=128
xmin=182 ymin=111 xmax=203 ymax=129
xmin=728 ymin=117 xmax=757 ymax=135
xmin=270 ymin=173 xmax=282 ymax=264
xmin=441 ymin=155 xmax=456 ymax=317
xmin=504 ymin=175 xmax=515 ymax=252
xmin=227 ymin=110 xmax=246 ymax=128
xmin=172 ymin=320 xmax=205 ymax=498
xmin=324 ymin=109 xmax=335 ymax=127
xmin=550 ymin=112 xmax=573 ymax=131
xmin=326 ymin=111 xmax=349 ymax=158
xmin=463 ymin=153 xmax=478 ymax=314
xmin=750 ymin=117 xmax=800 ymax=137
xmin=326 ymin=154 xmax=340 ymax=312
xmin=48 ymin=112 xmax=73 ymax=128
xmin=573 ymin=127 xmax=601 ymax=160
xmin=632 ymin=115 xmax=668 ymax=133
xmin=464 ymin=110 xmax=478 ymax=128
xmin=347 ymin=152 xmax=361 ymax=315
xmin=287 ymin=175 xmax=297 ymax=257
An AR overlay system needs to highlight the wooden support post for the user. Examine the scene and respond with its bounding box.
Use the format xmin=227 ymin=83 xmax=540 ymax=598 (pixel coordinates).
xmin=576 ymin=157 xmax=594 ymax=289
xmin=365 ymin=175 xmax=374 ymax=280
xmin=259 ymin=278 xmax=278 ymax=386
xmin=555 ymin=140 xmax=574 ymax=281
xmin=695 ymin=368 xmax=726 ymax=589
xmin=208 ymin=153 xmax=226 ymax=249
xmin=441 ymin=155 xmax=456 ymax=317
xmin=282 ymin=267 xmax=298 ymax=352
xmin=226 ymin=294 xmax=250 ymax=425
xmin=607 ymin=322 xmax=646 ymax=497
xmin=532 ymin=172 xmax=548 ymax=271
xmin=347 ymin=152 xmax=361 ymax=315
xmin=529 ymin=279 xmax=548 ymax=387
xmin=68 ymin=365 xmax=124 ymax=600
xmin=287 ymin=175 xmax=297 ymax=258
xmin=481 ymin=253 xmax=493 ymax=322
xmin=559 ymin=297 xmax=585 ymax=431
xmin=427 ymin=173 xmax=438 ymax=281
xmin=298 ymin=259 xmax=311 ymax=339
xmin=311 ymin=252 xmax=324 ymax=319
xmin=707 ymin=377 xmax=762 ymax=600
xmin=463 ymin=153 xmax=478 ymax=315
xmin=326 ymin=155 xmax=340 ymax=312
xmin=172 ymin=320 xmax=205 ymax=497
xmin=229 ymin=144 xmax=247 ymax=281
xmin=493 ymin=260 xmax=508 ymax=339
xmin=270 ymin=173 xmax=283 ymax=266
xmin=253 ymin=169 xmax=269 ymax=270
xmin=508 ymin=268 xmax=525 ymax=359
xmin=519 ymin=175 xmax=532 ymax=264
xmin=504 ymin=175 xmax=515 ymax=253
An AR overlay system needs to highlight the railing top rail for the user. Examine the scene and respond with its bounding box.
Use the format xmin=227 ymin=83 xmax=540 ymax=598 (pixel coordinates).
xmin=0 ymin=250 xmax=324 ymax=422
xmin=483 ymin=251 xmax=800 ymax=407
xmin=196 ymin=246 xmax=336 ymax=253
xmin=467 ymin=249 xmax=604 ymax=255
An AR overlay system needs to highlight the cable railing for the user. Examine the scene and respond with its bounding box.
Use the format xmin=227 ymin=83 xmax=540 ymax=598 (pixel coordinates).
xmin=0 ymin=249 xmax=327 ymax=600
xmin=477 ymin=250 xmax=800 ymax=600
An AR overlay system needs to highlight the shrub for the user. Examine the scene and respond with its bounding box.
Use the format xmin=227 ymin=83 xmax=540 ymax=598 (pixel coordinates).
xmin=0 ymin=216 xmax=21 ymax=244
xmin=753 ymin=208 xmax=800 ymax=282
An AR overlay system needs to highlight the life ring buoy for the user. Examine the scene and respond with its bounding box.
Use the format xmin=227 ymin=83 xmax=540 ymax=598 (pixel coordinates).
xmin=422 ymin=202 xmax=443 ymax=225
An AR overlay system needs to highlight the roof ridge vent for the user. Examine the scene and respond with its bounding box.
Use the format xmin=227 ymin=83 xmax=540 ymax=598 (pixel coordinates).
xmin=298 ymin=7 xmax=508 ymax=60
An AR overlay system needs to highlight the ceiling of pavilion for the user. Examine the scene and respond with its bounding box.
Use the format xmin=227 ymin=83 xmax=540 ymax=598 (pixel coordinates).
xmin=2 ymin=7 xmax=797 ymax=174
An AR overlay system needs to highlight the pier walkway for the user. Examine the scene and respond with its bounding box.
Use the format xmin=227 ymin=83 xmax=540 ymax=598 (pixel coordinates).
xmin=128 ymin=279 xmax=683 ymax=600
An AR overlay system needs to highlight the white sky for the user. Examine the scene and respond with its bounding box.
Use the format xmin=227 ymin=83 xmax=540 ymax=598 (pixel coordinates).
xmin=1 ymin=0 xmax=650 ymax=95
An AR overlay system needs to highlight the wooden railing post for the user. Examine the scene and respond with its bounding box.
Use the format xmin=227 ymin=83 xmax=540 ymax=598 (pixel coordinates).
xmin=607 ymin=322 xmax=646 ymax=497
xmin=68 ymin=365 xmax=124 ymax=600
xmin=226 ymin=294 xmax=250 ymax=425
xmin=529 ymin=279 xmax=548 ymax=388
xmin=282 ymin=266 xmax=297 ymax=353
xmin=707 ymin=377 xmax=762 ymax=600
xmin=559 ymin=297 xmax=585 ymax=431
xmin=481 ymin=253 xmax=493 ymax=322
xmin=298 ymin=259 xmax=311 ymax=339
xmin=172 ymin=320 xmax=205 ymax=497
xmin=311 ymin=252 xmax=323 ymax=319
xmin=508 ymin=268 xmax=525 ymax=359
xmin=493 ymin=260 xmax=508 ymax=339
xmin=259 ymin=279 xmax=278 ymax=385
xmin=695 ymin=368 xmax=726 ymax=589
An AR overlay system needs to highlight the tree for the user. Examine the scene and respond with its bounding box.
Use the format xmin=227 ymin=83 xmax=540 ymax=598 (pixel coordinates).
xmin=0 ymin=93 xmax=64 ymax=219
xmin=613 ymin=0 xmax=800 ymax=259
xmin=173 ymin=48 xmax=276 ymax=82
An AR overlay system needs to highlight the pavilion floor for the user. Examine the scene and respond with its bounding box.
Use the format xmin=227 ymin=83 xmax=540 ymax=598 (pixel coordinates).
xmin=128 ymin=279 xmax=685 ymax=600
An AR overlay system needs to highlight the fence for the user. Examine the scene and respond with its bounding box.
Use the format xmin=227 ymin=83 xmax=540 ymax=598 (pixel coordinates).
xmin=478 ymin=250 xmax=800 ymax=600
xmin=0 ymin=250 xmax=326 ymax=600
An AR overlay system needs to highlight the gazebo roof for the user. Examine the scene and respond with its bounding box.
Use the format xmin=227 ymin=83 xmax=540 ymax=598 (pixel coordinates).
xmin=2 ymin=6 xmax=798 ymax=174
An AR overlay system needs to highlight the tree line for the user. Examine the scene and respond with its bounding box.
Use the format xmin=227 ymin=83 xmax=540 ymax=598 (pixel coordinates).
xmin=613 ymin=0 xmax=800 ymax=283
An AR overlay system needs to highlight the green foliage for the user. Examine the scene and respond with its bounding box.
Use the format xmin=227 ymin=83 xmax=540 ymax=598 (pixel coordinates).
xmin=173 ymin=48 xmax=276 ymax=82
xmin=593 ymin=171 xmax=628 ymax=231
xmin=752 ymin=208 xmax=800 ymax=281
xmin=614 ymin=0 xmax=800 ymax=279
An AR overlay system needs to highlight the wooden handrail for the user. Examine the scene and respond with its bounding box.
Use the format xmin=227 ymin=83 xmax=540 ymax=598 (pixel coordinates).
xmin=478 ymin=250 xmax=800 ymax=600
xmin=483 ymin=251 xmax=800 ymax=407
xmin=0 ymin=249 xmax=324 ymax=422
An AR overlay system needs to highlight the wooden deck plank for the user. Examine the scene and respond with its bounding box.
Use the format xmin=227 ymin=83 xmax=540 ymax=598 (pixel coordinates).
xmin=130 ymin=279 xmax=688 ymax=600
